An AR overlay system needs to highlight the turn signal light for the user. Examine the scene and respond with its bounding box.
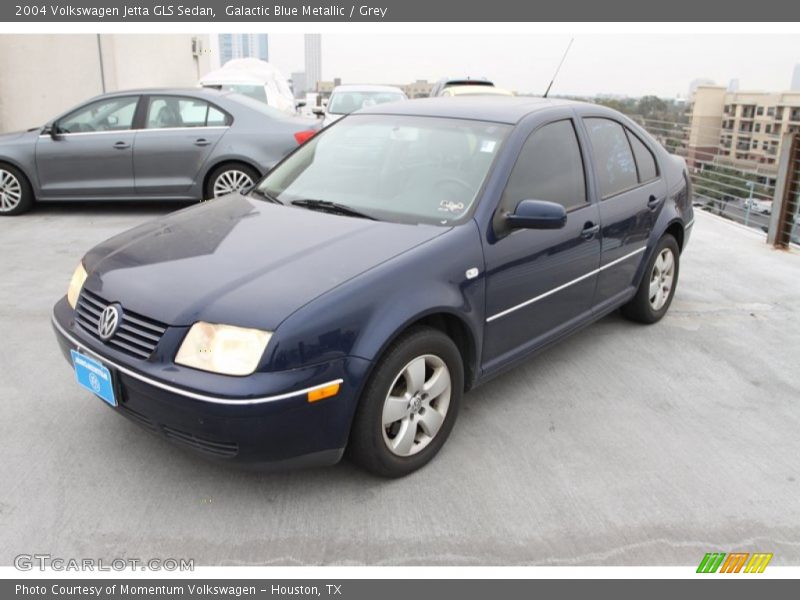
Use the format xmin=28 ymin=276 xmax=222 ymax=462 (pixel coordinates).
xmin=307 ymin=382 xmax=340 ymax=403
xmin=294 ymin=130 xmax=316 ymax=145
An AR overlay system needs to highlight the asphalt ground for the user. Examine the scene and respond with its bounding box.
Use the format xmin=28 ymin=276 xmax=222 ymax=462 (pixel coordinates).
xmin=1 ymin=204 xmax=798 ymax=566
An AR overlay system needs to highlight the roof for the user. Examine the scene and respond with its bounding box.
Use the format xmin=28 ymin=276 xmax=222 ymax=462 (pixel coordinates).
xmin=331 ymin=84 xmax=406 ymax=94
xmin=357 ymin=96 xmax=582 ymax=124
xmin=442 ymin=86 xmax=514 ymax=97
xmin=98 ymin=87 xmax=231 ymax=98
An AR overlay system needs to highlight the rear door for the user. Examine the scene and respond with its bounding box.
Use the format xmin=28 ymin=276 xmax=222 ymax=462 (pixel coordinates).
xmin=133 ymin=95 xmax=231 ymax=197
xmin=579 ymin=116 xmax=667 ymax=310
xmin=35 ymin=96 xmax=140 ymax=198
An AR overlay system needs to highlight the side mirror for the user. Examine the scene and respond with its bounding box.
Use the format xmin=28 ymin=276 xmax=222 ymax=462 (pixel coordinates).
xmin=506 ymin=199 xmax=567 ymax=230
xmin=43 ymin=123 xmax=61 ymax=140
xmin=312 ymin=107 xmax=325 ymax=117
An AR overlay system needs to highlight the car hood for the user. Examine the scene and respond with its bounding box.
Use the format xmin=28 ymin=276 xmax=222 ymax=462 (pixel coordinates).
xmin=0 ymin=129 xmax=33 ymax=144
xmin=83 ymin=194 xmax=447 ymax=329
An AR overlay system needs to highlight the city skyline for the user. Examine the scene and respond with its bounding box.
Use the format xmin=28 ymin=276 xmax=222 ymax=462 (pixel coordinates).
xmin=263 ymin=34 xmax=800 ymax=99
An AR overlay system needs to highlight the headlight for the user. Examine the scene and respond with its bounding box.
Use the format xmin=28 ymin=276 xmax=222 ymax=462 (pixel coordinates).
xmin=66 ymin=262 xmax=88 ymax=309
xmin=175 ymin=322 xmax=272 ymax=376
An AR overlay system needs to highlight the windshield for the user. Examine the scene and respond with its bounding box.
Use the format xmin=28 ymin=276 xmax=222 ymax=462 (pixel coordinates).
xmin=256 ymin=114 xmax=511 ymax=226
xmin=328 ymin=91 xmax=406 ymax=115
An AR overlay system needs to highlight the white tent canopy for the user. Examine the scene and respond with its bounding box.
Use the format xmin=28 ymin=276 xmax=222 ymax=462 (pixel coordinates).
xmin=199 ymin=58 xmax=296 ymax=115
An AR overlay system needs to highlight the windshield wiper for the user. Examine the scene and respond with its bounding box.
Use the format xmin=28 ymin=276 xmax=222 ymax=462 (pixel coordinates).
xmin=291 ymin=199 xmax=377 ymax=220
xmin=249 ymin=188 xmax=283 ymax=204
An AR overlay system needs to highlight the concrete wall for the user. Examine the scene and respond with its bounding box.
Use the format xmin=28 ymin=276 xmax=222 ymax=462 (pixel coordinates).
xmin=0 ymin=34 xmax=212 ymax=132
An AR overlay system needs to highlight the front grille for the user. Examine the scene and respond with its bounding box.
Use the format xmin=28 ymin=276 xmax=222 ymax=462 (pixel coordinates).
xmin=118 ymin=404 xmax=158 ymax=433
xmin=75 ymin=289 xmax=167 ymax=360
xmin=161 ymin=425 xmax=239 ymax=457
xmin=118 ymin=405 xmax=239 ymax=458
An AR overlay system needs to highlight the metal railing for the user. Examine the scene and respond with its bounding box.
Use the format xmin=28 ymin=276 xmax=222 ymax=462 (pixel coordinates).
xmin=630 ymin=116 xmax=799 ymax=248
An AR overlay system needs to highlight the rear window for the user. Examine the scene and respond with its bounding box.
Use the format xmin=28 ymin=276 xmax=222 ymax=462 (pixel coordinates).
xmin=626 ymin=130 xmax=659 ymax=182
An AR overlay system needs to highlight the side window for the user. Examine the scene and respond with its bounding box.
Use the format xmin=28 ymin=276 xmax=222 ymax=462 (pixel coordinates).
xmin=626 ymin=129 xmax=658 ymax=182
xmin=207 ymin=105 xmax=229 ymax=126
xmin=583 ymin=118 xmax=638 ymax=198
xmin=58 ymin=97 xmax=138 ymax=133
xmin=498 ymin=120 xmax=587 ymax=219
xmin=145 ymin=96 xmax=231 ymax=129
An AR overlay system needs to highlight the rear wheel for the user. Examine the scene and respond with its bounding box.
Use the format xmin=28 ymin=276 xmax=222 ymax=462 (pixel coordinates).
xmin=348 ymin=327 xmax=463 ymax=478
xmin=0 ymin=164 xmax=33 ymax=216
xmin=621 ymin=234 xmax=680 ymax=324
xmin=205 ymin=163 xmax=259 ymax=199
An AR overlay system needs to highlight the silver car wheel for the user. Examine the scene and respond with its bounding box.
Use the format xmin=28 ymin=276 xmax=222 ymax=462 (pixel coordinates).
xmin=212 ymin=169 xmax=254 ymax=197
xmin=0 ymin=169 xmax=22 ymax=213
xmin=649 ymin=248 xmax=675 ymax=311
xmin=381 ymin=354 xmax=452 ymax=457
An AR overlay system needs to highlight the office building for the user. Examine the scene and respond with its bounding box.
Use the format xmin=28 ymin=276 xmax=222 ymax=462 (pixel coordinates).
xmin=218 ymin=34 xmax=268 ymax=65
xmin=304 ymin=34 xmax=322 ymax=92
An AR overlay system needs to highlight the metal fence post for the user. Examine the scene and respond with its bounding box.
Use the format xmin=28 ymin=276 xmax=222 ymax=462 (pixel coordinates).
xmin=767 ymin=133 xmax=798 ymax=248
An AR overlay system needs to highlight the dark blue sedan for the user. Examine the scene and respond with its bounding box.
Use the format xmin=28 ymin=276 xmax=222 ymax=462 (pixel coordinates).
xmin=52 ymin=97 xmax=693 ymax=477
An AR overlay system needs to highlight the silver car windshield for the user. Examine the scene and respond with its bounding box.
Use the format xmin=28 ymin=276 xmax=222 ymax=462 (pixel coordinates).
xmin=256 ymin=114 xmax=511 ymax=226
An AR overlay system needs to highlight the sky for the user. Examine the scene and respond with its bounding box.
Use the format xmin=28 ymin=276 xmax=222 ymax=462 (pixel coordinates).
xmin=265 ymin=34 xmax=800 ymax=99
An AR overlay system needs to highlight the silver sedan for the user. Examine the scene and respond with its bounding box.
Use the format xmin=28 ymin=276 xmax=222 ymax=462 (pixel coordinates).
xmin=0 ymin=88 xmax=318 ymax=215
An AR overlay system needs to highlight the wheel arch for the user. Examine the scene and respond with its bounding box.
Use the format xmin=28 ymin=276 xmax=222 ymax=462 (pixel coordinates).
xmin=0 ymin=158 xmax=36 ymax=195
xmin=664 ymin=219 xmax=685 ymax=252
xmin=364 ymin=309 xmax=480 ymax=394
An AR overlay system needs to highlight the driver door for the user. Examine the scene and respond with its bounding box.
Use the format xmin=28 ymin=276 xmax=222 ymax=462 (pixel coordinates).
xmin=481 ymin=118 xmax=602 ymax=371
xmin=35 ymin=96 xmax=140 ymax=199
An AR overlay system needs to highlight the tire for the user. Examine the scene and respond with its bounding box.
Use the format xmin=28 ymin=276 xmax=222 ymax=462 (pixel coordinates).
xmin=0 ymin=163 xmax=34 ymax=216
xmin=348 ymin=327 xmax=464 ymax=478
xmin=204 ymin=163 xmax=259 ymax=199
xmin=621 ymin=234 xmax=680 ymax=324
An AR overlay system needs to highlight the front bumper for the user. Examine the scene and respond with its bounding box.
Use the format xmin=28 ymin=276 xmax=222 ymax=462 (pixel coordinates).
xmin=52 ymin=297 xmax=371 ymax=469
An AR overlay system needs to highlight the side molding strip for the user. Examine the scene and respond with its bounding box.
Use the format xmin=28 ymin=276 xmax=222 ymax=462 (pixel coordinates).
xmin=486 ymin=246 xmax=647 ymax=323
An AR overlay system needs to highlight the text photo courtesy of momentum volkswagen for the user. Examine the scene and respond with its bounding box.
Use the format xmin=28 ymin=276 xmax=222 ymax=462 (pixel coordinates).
xmin=47 ymin=95 xmax=692 ymax=477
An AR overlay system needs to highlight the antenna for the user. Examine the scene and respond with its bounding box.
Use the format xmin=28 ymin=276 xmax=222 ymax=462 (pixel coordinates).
xmin=543 ymin=38 xmax=574 ymax=98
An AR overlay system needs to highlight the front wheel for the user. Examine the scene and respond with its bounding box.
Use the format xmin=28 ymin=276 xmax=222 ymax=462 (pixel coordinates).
xmin=621 ymin=234 xmax=680 ymax=324
xmin=348 ymin=327 xmax=463 ymax=478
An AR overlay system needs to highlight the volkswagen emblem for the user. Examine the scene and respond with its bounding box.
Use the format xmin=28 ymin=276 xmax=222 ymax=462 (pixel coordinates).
xmin=97 ymin=304 xmax=122 ymax=341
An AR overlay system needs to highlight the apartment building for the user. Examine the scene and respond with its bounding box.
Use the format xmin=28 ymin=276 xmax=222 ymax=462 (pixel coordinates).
xmin=688 ymin=85 xmax=800 ymax=175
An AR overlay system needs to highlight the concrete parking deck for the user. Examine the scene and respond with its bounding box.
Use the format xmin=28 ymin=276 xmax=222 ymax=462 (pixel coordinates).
xmin=1 ymin=204 xmax=798 ymax=566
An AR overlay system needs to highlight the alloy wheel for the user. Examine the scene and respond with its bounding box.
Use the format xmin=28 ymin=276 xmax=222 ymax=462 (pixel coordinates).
xmin=381 ymin=354 xmax=452 ymax=457
xmin=649 ymin=247 xmax=675 ymax=311
xmin=0 ymin=169 xmax=22 ymax=213
xmin=212 ymin=169 xmax=254 ymax=197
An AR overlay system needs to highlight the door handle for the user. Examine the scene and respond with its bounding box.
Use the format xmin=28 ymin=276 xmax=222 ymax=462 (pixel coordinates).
xmin=581 ymin=222 xmax=600 ymax=239
xmin=647 ymin=194 xmax=663 ymax=210
xmin=194 ymin=138 xmax=211 ymax=146
xmin=112 ymin=141 xmax=130 ymax=150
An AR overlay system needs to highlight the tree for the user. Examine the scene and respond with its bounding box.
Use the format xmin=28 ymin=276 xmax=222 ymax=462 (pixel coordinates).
xmin=637 ymin=95 xmax=668 ymax=118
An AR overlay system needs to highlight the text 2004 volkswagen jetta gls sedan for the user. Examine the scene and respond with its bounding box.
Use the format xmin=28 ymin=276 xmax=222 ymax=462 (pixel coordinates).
xmin=52 ymin=97 xmax=693 ymax=477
